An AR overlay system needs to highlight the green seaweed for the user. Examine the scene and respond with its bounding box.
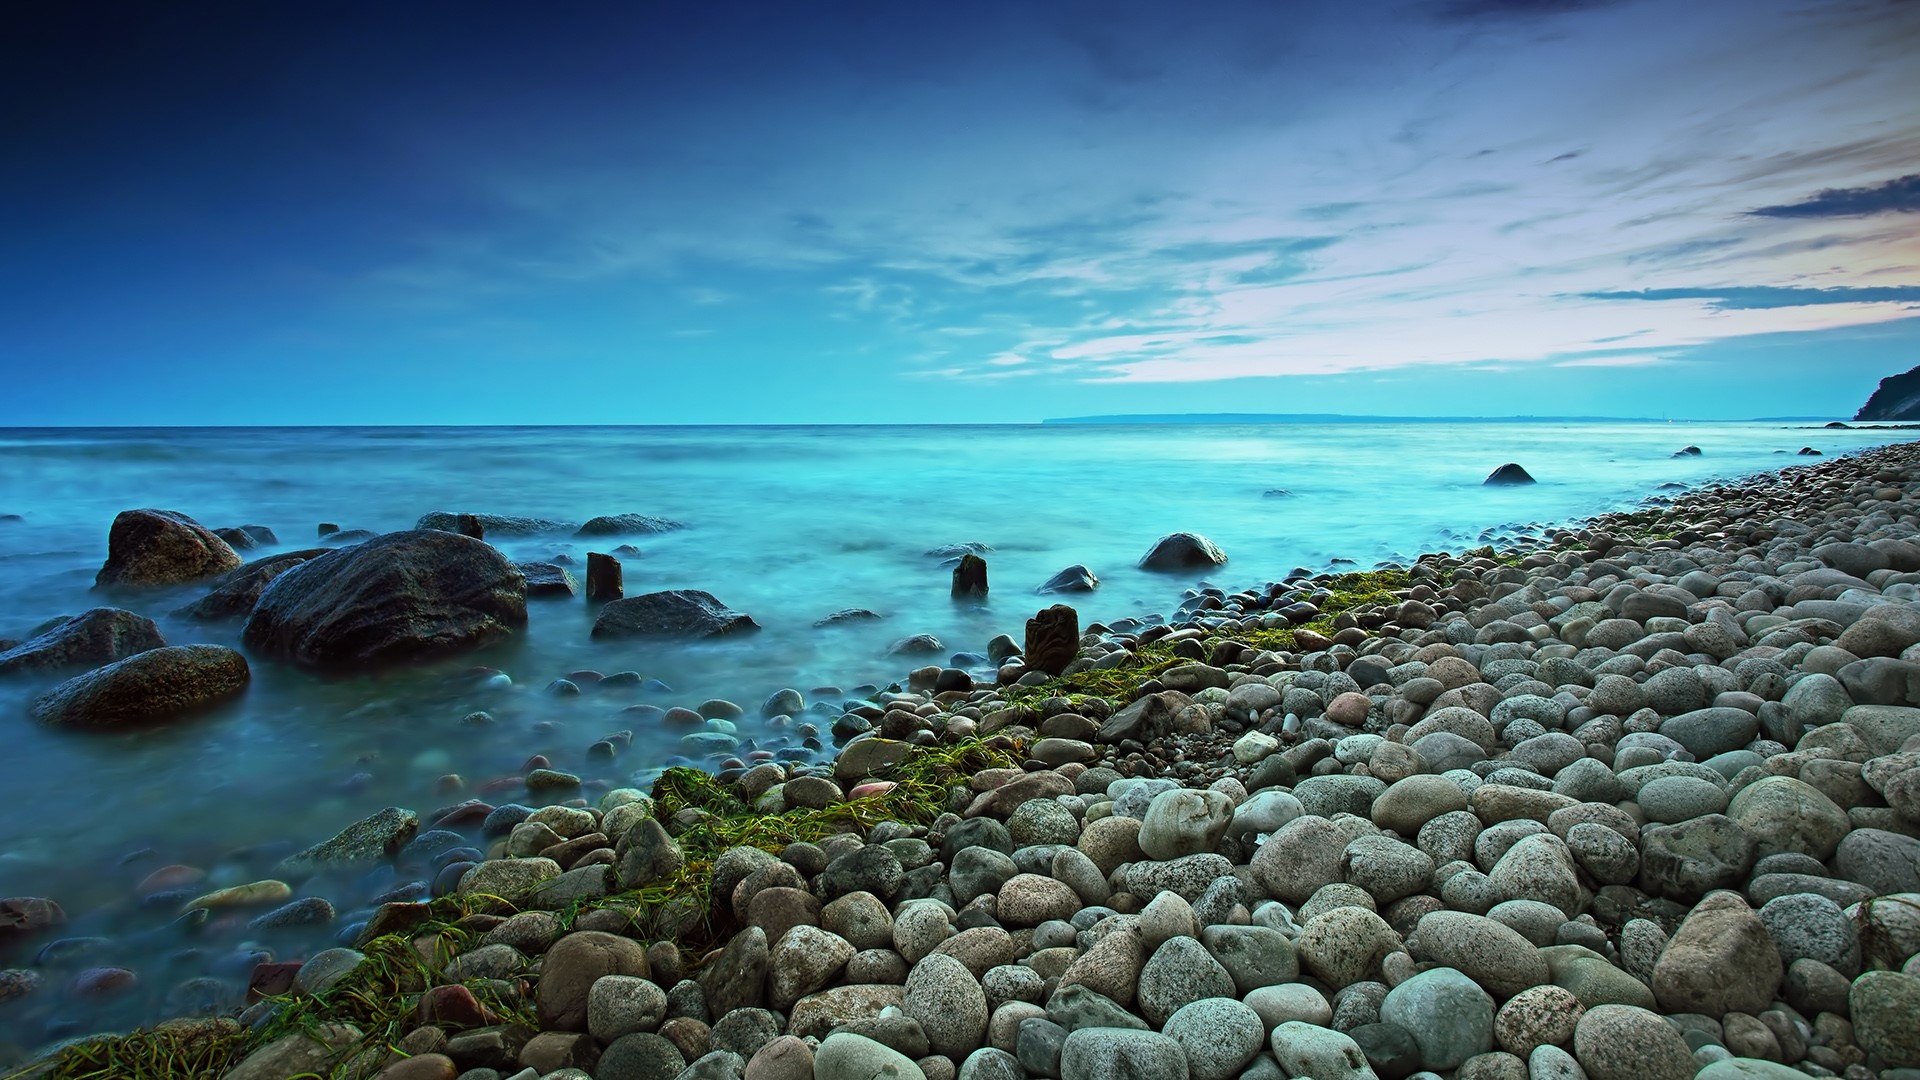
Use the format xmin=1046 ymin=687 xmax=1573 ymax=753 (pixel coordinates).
xmin=13 ymin=738 xmax=1020 ymax=1080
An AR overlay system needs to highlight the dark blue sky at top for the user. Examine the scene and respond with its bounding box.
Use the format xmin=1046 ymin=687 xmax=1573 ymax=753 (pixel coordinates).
xmin=2 ymin=0 xmax=1917 ymax=424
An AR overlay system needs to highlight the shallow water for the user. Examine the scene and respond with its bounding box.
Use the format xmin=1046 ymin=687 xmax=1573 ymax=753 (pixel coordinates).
xmin=0 ymin=419 xmax=1890 ymax=1050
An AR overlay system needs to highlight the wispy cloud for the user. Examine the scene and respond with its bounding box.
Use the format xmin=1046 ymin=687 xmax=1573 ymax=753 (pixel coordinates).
xmin=1582 ymin=285 xmax=1920 ymax=309
xmin=1749 ymin=173 xmax=1920 ymax=219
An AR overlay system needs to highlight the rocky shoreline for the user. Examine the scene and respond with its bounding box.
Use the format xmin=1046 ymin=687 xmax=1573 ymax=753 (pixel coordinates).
xmin=6 ymin=443 xmax=1920 ymax=1080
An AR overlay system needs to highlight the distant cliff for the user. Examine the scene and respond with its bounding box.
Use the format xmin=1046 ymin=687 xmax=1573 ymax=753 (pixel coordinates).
xmin=1856 ymin=365 xmax=1920 ymax=421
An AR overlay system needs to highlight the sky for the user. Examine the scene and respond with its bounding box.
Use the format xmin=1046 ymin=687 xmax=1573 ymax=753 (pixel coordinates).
xmin=2 ymin=0 xmax=1917 ymax=425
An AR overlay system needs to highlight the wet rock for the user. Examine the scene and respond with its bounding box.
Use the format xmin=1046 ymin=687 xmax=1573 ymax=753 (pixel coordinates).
xmin=244 ymin=530 xmax=527 ymax=668
xmin=952 ymin=553 xmax=989 ymax=598
xmin=31 ymin=644 xmax=249 ymax=729
xmin=0 ymin=898 xmax=65 ymax=947
xmin=1024 ymin=604 xmax=1079 ymax=677
xmin=223 ymin=1022 xmax=362 ymax=1080
xmin=1484 ymin=464 xmax=1536 ymax=486
xmin=1139 ymin=532 xmax=1227 ymax=571
xmin=277 ymin=807 xmax=419 ymax=877
xmin=592 ymin=590 xmax=759 ymax=640
xmin=518 ymin=561 xmax=580 ymax=599
xmin=587 ymin=552 xmax=624 ymax=602
xmin=0 ymin=607 xmax=165 ymax=675
xmin=576 ymin=513 xmax=684 ymax=537
xmin=173 ymin=549 xmax=330 ymax=620
xmin=94 ymin=508 xmax=242 ymax=588
xmin=1038 ymin=565 xmax=1099 ymax=594
xmin=417 ymin=511 xmax=573 ymax=535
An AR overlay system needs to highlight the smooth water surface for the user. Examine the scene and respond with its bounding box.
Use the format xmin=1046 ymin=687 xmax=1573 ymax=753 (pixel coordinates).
xmin=0 ymin=419 xmax=1889 ymax=1051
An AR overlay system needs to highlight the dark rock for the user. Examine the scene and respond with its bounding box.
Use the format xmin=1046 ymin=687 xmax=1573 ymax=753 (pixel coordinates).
xmin=318 ymin=523 xmax=340 ymax=537
xmin=1139 ymin=532 xmax=1227 ymax=571
xmin=615 ymin=818 xmax=684 ymax=890
xmin=455 ymin=514 xmax=485 ymax=539
xmin=243 ymin=530 xmax=527 ymax=669
xmin=536 ymin=930 xmax=651 ymax=1030
xmin=1483 ymin=464 xmax=1536 ymax=486
xmin=1672 ymin=446 xmax=1702 ymax=457
xmin=31 ymin=644 xmax=250 ymax=729
xmin=0 ymin=608 xmax=165 ymax=675
xmin=815 ymin=608 xmax=882 ymax=627
xmin=1037 ymin=565 xmax=1099 ymax=594
xmin=517 ymin=562 xmax=579 ymax=600
xmin=276 ymin=807 xmax=420 ymax=878
xmin=214 ymin=526 xmax=278 ymax=550
xmin=416 ymin=511 xmax=574 ymax=535
xmin=173 ymin=550 xmax=329 ymax=621
xmin=1024 ymin=605 xmax=1079 ymax=677
xmin=94 ymin=509 xmax=242 ymax=588
xmin=592 ymin=590 xmax=757 ymax=640
xmin=953 ymin=554 xmax=989 ymax=598
xmin=698 ymin=927 xmax=770 ymax=1016
xmin=576 ymin=513 xmax=684 ymax=537
xmin=1097 ymin=691 xmax=1194 ymax=744
xmin=1799 ymin=447 xmax=1823 ymax=456
xmin=587 ymin=552 xmax=624 ymax=603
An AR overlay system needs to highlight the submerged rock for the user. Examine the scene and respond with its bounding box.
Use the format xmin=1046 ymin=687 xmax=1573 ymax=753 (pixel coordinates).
xmin=243 ymin=530 xmax=528 ymax=669
xmin=592 ymin=590 xmax=759 ymax=640
xmin=276 ymin=807 xmax=421 ymax=879
xmin=952 ymin=553 xmax=989 ymax=598
xmin=575 ymin=513 xmax=684 ymax=537
xmin=1037 ymin=564 xmax=1099 ymax=594
xmin=94 ymin=509 xmax=242 ymax=588
xmin=0 ymin=608 xmax=165 ymax=675
xmin=416 ymin=511 xmax=573 ymax=535
xmin=31 ymin=644 xmax=250 ymax=729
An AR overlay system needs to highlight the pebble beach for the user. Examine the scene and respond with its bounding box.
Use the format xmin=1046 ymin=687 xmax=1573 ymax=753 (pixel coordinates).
xmin=5 ymin=435 xmax=1920 ymax=1080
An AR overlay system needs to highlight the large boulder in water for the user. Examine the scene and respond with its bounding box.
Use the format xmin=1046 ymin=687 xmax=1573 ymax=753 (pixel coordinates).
xmin=31 ymin=644 xmax=250 ymax=729
xmin=592 ymin=590 xmax=758 ymax=640
xmin=0 ymin=608 xmax=165 ymax=676
xmin=1139 ymin=532 xmax=1227 ymax=571
xmin=94 ymin=509 xmax=242 ymax=588
xmin=173 ymin=550 xmax=329 ymax=621
xmin=575 ymin=513 xmax=684 ymax=537
xmin=243 ymin=530 xmax=527 ymax=669
xmin=1483 ymin=464 xmax=1536 ymax=486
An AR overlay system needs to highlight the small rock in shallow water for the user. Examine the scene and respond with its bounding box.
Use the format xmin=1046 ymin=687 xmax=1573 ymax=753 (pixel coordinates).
xmin=1483 ymin=464 xmax=1537 ymax=486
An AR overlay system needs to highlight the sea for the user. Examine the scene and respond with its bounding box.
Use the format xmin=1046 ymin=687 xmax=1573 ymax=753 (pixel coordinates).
xmin=0 ymin=419 xmax=1894 ymax=1052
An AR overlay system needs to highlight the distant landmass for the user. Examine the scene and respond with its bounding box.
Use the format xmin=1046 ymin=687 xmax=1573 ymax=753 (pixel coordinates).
xmin=1040 ymin=412 xmax=1835 ymax=425
xmin=1856 ymin=365 xmax=1920 ymax=421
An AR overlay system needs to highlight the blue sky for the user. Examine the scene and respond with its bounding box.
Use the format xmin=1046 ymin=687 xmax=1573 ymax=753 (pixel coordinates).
xmin=2 ymin=0 xmax=1917 ymax=424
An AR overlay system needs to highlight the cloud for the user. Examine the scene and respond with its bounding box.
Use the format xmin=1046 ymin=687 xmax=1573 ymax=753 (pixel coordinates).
xmin=1749 ymin=173 xmax=1920 ymax=219
xmin=1582 ymin=286 xmax=1920 ymax=310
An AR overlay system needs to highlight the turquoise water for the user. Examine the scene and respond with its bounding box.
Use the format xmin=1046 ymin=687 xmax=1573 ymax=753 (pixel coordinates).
xmin=0 ymin=419 xmax=1888 ymax=1050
